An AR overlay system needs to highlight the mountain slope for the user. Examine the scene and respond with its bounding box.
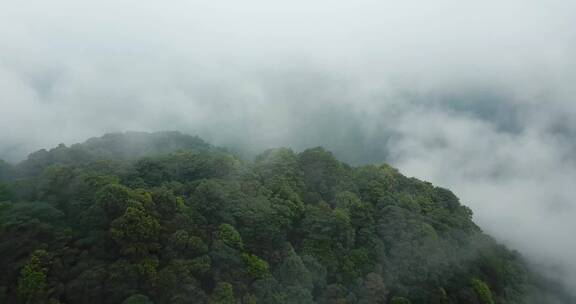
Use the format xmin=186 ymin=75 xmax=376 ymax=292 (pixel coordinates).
xmin=0 ymin=132 xmax=563 ymax=303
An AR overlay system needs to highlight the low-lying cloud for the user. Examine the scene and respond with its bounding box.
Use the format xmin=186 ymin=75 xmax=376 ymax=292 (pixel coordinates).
xmin=1 ymin=0 xmax=576 ymax=294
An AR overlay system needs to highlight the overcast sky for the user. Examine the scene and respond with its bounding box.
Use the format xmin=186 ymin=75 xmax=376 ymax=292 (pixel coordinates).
xmin=2 ymin=0 xmax=576 ymax=294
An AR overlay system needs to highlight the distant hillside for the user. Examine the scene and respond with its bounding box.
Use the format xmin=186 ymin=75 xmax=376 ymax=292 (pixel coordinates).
xmin=14 ymin=131 xmax=216 ymax=177
xmin=0 ymin=132 xmax=570 ymax=303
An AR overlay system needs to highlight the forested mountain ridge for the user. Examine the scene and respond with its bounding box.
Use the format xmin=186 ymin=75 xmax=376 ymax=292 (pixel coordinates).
xmin=0 ymin=132 xmax=565 ymax=303
xmin=12 ymin=132 xmax=217 ymax=178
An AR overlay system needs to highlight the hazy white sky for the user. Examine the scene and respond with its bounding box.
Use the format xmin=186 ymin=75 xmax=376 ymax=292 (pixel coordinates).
xmin=2 ymin=0 xmax=576 ymax=294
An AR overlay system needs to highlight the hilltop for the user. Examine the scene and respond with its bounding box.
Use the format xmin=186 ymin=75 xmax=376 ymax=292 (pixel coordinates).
xmin=0 ymin=132 xmax=567 ymax=303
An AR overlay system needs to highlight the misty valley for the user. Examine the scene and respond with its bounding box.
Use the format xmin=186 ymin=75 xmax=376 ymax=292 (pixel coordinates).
xmin=0 ymin=131 xmax=571 ymax=304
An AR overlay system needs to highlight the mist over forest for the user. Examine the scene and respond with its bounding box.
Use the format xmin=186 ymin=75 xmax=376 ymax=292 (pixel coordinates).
xmin=1 ymin=0 xmax=576 ymax=303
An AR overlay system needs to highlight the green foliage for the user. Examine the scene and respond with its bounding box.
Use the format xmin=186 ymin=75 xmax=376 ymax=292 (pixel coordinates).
xmin=18 ymin=250 xmax=52 ymax=303
xmin=298 ymin=147 xmax=352 ymax=202
xmin=217 ymin=223 xmax=244 ymax=250
xmin=242 ymin=253 xmax=270 ymax=280
xmin=472 ymin=279 xmax=495 ymax=304
xmin=169 ymin=230 xmax=208 ymax=256
xmin=0 ymin=132 xmax=559 ymax=304
xmin=276 ymin=248 xmax=313 ymax=289
xmin=357 ymin=273 xmax=388 ymax=304
xmin=110 ymin=206 xmax=161 ymax=257
xmin=210 ymin=282 xmax=235 ymax=304
xmin=2 ymin=201 xmax=64 ymax=230
xmin=190 ymin=255 xmax=212 ymax=276
xmin=97 ymin=183 xmax=138 ymax=219
xmin=0 ymin=182 xmax=11 ymax=202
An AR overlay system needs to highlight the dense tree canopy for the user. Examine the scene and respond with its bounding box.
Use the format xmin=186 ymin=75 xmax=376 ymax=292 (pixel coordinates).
xmin=0 ymin=132 xmax=569 ymax=303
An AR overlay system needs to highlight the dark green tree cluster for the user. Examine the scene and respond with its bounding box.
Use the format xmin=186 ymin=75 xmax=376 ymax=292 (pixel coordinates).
xmin=0 ymin=132 xmax=564 ymax=303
